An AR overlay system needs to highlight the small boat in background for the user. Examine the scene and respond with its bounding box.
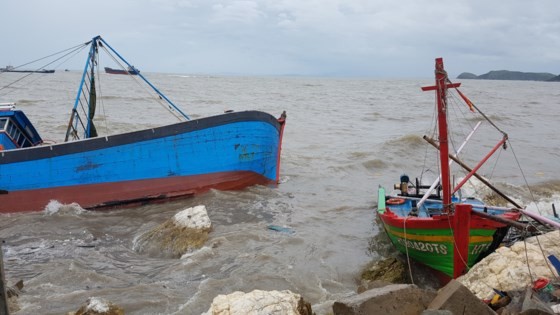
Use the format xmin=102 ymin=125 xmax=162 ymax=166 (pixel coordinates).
xmin=0 ymin=65 xmax=54 ymax=73
xmin=0 ymin=35 xmax=286 ymax=213
xmin=104 ymin=65 xmax=140 ymax=75
xmin=376 ymin=58 xmax=525 ymax=281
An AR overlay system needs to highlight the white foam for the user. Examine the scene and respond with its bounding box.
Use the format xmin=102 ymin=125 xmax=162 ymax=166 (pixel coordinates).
xmin=86 ymin=297 xmax=110 ymax=313
xmin=173 ymin=205 xmax=211 ymax=229
xmin=43 ymin=200 xmax=85 ymax=215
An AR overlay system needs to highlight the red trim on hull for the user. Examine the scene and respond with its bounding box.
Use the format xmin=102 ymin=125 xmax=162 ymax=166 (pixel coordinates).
xmin=379 ymin=208 xmax=520 ymax=230
xmin=0 ymin=171 xmax=273 ymax=213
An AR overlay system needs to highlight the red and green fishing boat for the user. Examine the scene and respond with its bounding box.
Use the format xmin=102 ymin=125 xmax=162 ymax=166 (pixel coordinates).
xmin=377 ymin=58 xmax=522 ymax=280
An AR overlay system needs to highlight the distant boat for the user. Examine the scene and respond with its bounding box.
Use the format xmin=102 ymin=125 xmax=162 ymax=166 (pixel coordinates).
xmin=104 ymin=65 xmax=140 ymax=75
xmin=0 ymin=35 xmax=286 ymax=213
xmin=0 ymin=65 xmax=54 ymax=73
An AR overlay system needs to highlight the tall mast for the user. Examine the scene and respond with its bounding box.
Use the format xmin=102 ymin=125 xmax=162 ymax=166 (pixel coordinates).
xmin=422 ymin=58 xmax=460 ymax=212
xmin=435 ymin=58 xmax=451 ymax=210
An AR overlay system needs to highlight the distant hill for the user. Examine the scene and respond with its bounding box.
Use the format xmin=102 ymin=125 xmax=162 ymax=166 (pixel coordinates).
xmin=456 ymin=72 xmax=478 ymax=79
xmin=457 ymin=70 xmax=558 ymax=81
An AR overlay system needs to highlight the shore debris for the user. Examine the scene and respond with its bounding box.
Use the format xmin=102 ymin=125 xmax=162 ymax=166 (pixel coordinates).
xmin=267 ymin=225 xmax=294 ymax=234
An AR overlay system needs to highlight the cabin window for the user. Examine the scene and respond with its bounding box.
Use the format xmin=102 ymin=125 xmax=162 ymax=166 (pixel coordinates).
xmin=14 ymin=132 xmax=21 ymax=144
xmin=0 ymin=118 xmax=6 ymax=130
xmin=17 ymin=134 xmax=26 ymax=146
xmin=8 ymin=122 xmax=18 ymax=140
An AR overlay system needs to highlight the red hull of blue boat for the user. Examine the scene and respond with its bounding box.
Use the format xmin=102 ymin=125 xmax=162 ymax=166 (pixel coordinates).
xmin=1 ymin=170 xmax=272 ymax=212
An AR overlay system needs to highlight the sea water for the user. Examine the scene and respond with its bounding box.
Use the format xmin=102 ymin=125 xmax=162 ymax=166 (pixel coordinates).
xmin=1 ymin=72 xmax=559 ymax=314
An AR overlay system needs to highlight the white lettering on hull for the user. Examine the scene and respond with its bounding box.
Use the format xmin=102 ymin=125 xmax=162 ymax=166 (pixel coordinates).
xmin=395 ymin=237 xmax=448 ymax=255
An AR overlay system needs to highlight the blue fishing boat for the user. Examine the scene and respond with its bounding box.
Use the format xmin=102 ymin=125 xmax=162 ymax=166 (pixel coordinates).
xmin=0 ymin=36 xmax=286 ymax=213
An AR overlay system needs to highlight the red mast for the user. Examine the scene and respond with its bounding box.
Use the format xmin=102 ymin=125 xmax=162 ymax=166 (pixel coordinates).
xmin=422 ymin=58 xmax=460 ymax=212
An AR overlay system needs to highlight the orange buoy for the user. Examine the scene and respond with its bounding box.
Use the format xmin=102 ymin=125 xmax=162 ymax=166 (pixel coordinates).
xmin=386 ymin=198 xmax=406 ymax=205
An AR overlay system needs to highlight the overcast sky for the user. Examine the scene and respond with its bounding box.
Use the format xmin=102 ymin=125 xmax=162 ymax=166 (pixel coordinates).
xmin=1 ymin=0 xmax=559 ymax=78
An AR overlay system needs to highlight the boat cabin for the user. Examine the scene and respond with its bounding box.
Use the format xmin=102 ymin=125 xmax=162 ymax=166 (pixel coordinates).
xmin=0 ymin=103 xmax=43 ymax=150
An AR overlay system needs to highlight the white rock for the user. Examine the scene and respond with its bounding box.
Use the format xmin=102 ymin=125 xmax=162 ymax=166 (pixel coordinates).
xmin=458 ymin=230 xmax=560 ymax=298
xmin=202 ymin=290 xmax=303 ymax=315
xmin=133 ymin=205 xmax=212 ymax=257
xmin=85 ymin=297 xmax=110 ymax=313
xmin=173 ymin=205 xmax=211 ymax=230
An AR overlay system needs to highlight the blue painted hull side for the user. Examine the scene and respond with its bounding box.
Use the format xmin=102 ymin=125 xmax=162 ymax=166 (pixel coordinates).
xmin=1 ymin=120 xmax=279 ymax=192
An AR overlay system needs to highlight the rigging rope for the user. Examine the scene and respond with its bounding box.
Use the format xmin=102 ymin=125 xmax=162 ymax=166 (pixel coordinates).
xmin=446 ymin=78 xmax=508 ymax=138
xmin=419 ymin=92 xmax=440 ymax=187
xmin=447 ymin=212 xmax=470 ymax=276
xmin=3 ymin=42 xmax=88 ymax=72
xmin=403 ymin=216 xmax=415 ymax=285
xmin=98 ymin=45 xmax=185 ymax=122
xmin=0 ymin=44 xmax=88 ymax=95
xmin=533 ymin=233 xmax=560 ymax=281
xmin=94 ymin=50 xmax=109 ymax=136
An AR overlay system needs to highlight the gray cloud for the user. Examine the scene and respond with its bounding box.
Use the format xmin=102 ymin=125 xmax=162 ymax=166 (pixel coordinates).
xmin=1 ymin=0 xmax=559 ymax=77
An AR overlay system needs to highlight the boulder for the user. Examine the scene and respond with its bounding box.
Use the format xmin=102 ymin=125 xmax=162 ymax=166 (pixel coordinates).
xmin=360 ymin=257 xmax=408 ymax=284
xmin=67 ymin=297 xmax=124 ymax=315
xmin=357 ymin=280 xmax=392 ymax=294
xmin=133 ymin=205 xmax=212 ymax=258
xmin=6 ymin=279 xmax=23 ymax=313
xmin=333 ymin=284 xmax=435 ymax=315
xmin=202 ymin=289 xmax=312 ymax=315
xmin=458 ymin=231 xmax=560 ymax=299
xmin=427 ymin=279 xmax=496 ymax=315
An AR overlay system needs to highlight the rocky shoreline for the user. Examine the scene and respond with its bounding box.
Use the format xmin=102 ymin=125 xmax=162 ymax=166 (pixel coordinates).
xmin=3 ymin=206 xmax=560 ymax=314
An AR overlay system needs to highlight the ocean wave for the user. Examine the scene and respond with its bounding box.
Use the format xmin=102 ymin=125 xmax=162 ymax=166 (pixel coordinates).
xmin=191 ymin=99 xmax=223 ymax=105
xmin=99 ymin=95 xmax=152 ymax=101
xmin=362 ymin=159 xmax=389 ymax=170
xmin=14 ymin=99 xmax=37 ymax=105
xmin=360 ymin=112 xmax=381 ymax=122
xmin=459 ymin=177 xmax=560 ymax=210
xmin=384 ymin=134 xmax=425 ymax=149
xmin=528 ymin=180 xmax=560 ymax=197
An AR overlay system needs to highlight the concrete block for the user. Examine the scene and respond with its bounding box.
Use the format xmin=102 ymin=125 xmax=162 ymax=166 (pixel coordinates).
xmin=333 ymin=284 xmax=436 ymax=315
xmin=427 ymin=279 xmax=496 ymax=315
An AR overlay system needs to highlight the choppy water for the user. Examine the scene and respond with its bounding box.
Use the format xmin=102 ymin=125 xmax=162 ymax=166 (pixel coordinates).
xmin=1 ymin=71 xmax=560 ymax=314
